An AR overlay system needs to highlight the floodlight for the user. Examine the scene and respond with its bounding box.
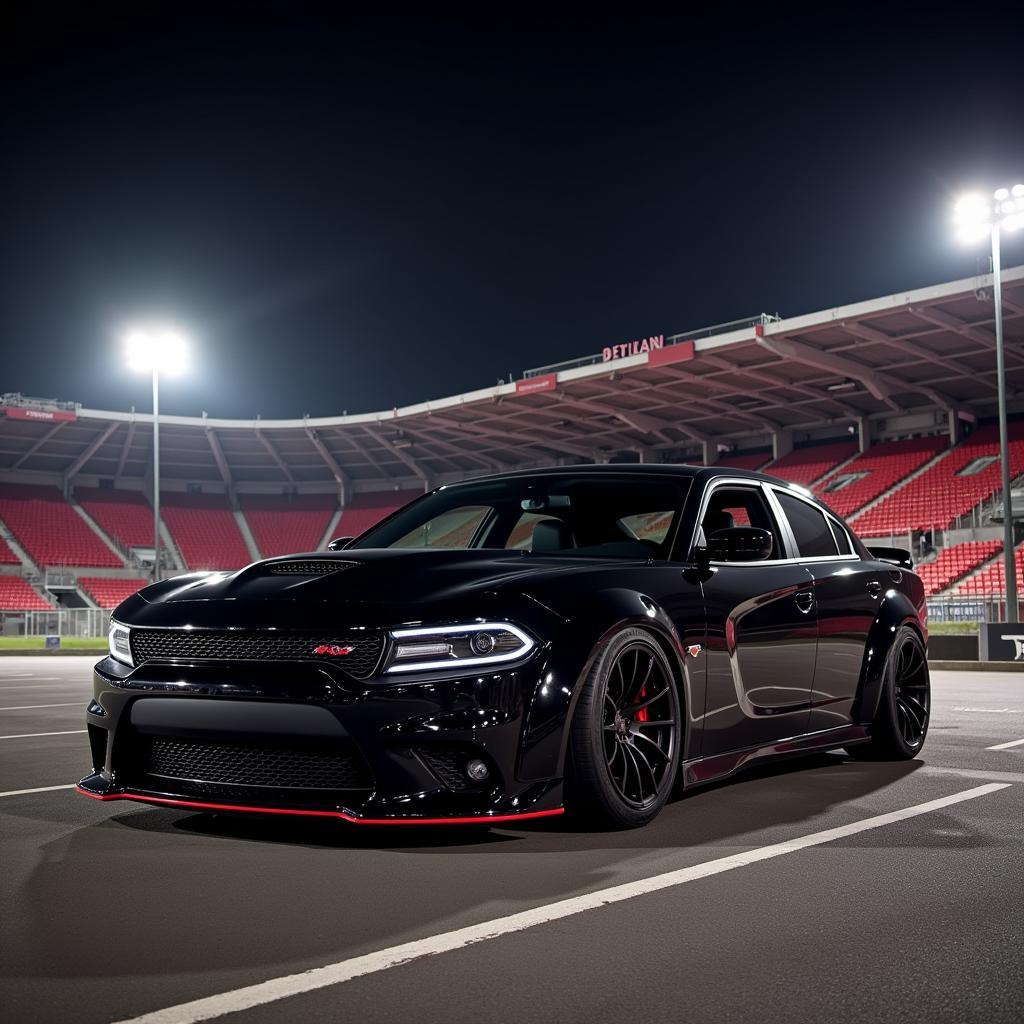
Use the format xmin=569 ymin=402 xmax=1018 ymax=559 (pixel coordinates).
xmin=125 ymin=328 xmax=189 ymax=374
xmin=951 ymin=181 xmax=1022 ymax=620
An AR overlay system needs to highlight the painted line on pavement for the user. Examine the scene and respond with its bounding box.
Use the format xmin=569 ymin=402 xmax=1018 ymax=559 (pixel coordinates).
xmin=0 ymin=783 xmax=77 ymax=798
xmin=0 ymin=730 xmax=87 ymax=740
xmin=0 ymin=703 xmax=81 ymax=711
xmin=987 ymin=737 xmax=1024 ymax=750
xmin=112 ymin=783 xmax=1010 ymax=1024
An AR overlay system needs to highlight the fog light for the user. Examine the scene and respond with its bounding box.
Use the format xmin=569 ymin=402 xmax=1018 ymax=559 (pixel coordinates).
xmin=465 ymin=759 xmax=490 ymax=782
xmin=470 ymin=632 xmax=496 ymax=656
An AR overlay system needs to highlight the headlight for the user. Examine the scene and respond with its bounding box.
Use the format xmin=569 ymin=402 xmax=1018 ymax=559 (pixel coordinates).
xmin=385 ymin=622 xmax=535 ymax=674
xmin=108 ymin=620 xmax=133 ymax=667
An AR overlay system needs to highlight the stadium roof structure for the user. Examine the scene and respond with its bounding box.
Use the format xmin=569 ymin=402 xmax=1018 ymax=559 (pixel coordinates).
xmin=2 ymin=265 xmax=1023 ymax=494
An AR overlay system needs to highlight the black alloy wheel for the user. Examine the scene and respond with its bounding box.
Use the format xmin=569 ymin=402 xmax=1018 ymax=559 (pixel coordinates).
xmin=892 ymin=631 xmax=930 ymax=748
xmin=569 ymin=627 xmax=682 ymax=828
xmin=848 ymin=625 xmax=930 ymax=760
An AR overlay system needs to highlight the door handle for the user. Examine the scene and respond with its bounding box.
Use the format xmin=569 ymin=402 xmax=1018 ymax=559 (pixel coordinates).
xmin=866 ymin=580 xmax=882 ymax=599
xmin=794 ymin=590 xmax=815 ymax=614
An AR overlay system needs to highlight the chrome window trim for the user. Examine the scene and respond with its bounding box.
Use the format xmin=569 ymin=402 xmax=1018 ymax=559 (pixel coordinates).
xmin=688 ymin=475 xmax=862 ymax=568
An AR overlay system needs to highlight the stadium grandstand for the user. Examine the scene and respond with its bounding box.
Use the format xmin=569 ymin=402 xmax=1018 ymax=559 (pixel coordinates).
xmin=1 ymin=265 xmax=1022 ymax=629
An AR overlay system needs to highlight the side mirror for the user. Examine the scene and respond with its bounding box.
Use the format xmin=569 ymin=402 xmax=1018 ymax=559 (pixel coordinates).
xmin=867 ymin=545 xmax=913 ymax=569
xmin=327 ymin=536 xmax=355 ymax=552
xmin=707 ymin=526 xmax=773 ymax=563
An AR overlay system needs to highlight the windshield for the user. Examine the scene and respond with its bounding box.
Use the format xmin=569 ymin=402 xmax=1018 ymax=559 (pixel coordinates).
xmin=350 ymin=474 xmax=690 ymax=559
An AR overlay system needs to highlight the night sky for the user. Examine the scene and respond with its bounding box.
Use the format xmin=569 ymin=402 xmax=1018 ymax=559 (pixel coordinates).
xmin=3 ymin=5 xmax=1022 ymax=419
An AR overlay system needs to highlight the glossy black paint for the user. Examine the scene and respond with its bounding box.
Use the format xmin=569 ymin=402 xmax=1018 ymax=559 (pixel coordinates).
xmin=78 ymin=464 xmax=928 ymax=825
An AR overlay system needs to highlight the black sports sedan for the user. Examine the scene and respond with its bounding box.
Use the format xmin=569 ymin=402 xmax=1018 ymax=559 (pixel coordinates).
xmin=78 ymin=465 xmax=931 ymax=829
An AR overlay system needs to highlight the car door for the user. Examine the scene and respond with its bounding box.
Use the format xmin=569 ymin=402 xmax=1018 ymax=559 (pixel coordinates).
xmin=692 ymin=480 xmax=818 ymax=760
xmin=770 ymin=486 xmax=881 ymax=734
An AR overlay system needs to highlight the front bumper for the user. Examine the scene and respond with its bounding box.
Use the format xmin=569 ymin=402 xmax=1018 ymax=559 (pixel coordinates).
xmin=78 ymin=652 xmax=566 ymax=825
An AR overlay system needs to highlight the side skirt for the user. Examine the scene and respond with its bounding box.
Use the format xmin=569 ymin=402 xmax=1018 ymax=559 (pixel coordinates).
xmin=680 ymin=724 xmax=870 ymax=789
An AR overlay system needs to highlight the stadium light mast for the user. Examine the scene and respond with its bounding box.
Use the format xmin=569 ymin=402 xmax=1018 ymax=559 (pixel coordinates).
xmin=954 ymin=184 xmax=1024 ymax=622
xmin=125 ymin=328 xmax=189 ymax=583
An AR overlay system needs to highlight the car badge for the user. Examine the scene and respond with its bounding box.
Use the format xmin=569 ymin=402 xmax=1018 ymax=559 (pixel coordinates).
xmin=686 ymin=644 xmax=702 ymax=658
xmin=313 ymin=644 xmax=354 ymax=656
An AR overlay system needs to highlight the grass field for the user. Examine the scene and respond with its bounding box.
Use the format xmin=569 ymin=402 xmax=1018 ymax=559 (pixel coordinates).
xmin=0 ymin=636 xmax=107 ymax=651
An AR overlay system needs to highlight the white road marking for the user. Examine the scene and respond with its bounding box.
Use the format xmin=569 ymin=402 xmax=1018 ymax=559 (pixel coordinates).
xmin=0 ymin=702 xmax=81 ymax=711
xmin=0 ymin=783 xmax=77 ymax=798
xmin=0 ymin=730 xmax=87 ymax=740
xmin=112 ymin=783 xmax=1010 ymax=1024
xmin=987 ymin=737 xmax=1024 ymax=750
xmin=921 ymin=765 xmax=1024 ymax=784
xmin=953 ymin=707 xmax=1021 ymax=714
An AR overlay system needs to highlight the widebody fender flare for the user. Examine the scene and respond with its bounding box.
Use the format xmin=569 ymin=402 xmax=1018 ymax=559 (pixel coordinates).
xmin=516 ymin=586 xmax=701 ymax=781
xmin=851 ymin=587 xmax=926 ymax=725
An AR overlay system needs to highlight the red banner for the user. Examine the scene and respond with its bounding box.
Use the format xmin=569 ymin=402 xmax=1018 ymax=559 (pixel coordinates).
xmin=515 ymin=374 xmax=557 ymax=395
xmin=647 ymin=341 xmax=695 ymax=367
xmin=3 ymin=406 xmax=77 ymax=422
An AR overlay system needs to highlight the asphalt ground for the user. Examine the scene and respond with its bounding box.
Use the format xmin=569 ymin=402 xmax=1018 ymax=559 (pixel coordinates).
xmin=0 ymin=656 xmax=1021 ymax=1024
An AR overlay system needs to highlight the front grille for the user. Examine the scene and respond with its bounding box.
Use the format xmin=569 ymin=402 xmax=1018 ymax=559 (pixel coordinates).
xmin=130 ymin=629 xmax=383 ymax=677
xmin=265 ymin=560 xmax=356 ymax=575
xmin=135 ymin=735 xmax=373 ymax=792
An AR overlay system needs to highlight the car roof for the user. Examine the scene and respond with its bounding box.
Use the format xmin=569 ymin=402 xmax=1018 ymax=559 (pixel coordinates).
xmin=437 ymin=463 xmax=791 ymax=488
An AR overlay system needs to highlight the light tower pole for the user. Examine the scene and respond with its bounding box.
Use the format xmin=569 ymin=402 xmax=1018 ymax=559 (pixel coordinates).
xmin=126 ymin=328 xmax=188 ymax=583
xmin=954 ymin=185 xmax=1024 ymax=622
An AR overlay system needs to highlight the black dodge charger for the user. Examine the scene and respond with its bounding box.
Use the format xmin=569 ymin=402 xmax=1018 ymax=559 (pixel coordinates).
xmin=78 ymin=465 xmax=931 ymax=829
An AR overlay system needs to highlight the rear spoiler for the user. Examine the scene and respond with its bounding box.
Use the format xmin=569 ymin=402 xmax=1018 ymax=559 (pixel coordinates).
xmin=867 ymin=545 xmax=914 ymax=570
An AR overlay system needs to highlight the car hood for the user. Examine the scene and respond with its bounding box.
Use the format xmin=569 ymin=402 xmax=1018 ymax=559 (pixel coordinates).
xmin=123 ymin=548 xmax=652 ymax=628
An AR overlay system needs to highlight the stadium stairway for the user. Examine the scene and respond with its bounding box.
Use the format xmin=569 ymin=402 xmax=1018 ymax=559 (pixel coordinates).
xmin=952 ymin=542 xmax=1024 ymax=600
xmin=233 ymin=508 xmax=262 ymax=563
xmin=841 ymin=442 xmax=953 ymax=535
xmin=851 ymin=423 xmax=1024 ymax=539
xmin=69 ymin=495 xmax=130 ymax=566
xmin=814 ymin=436 xmax=949 ymax=520
xmin=764 ymin=441 xmax=860 ymax=487
xmin=916 ymin=540 xmax=1003 ymax=597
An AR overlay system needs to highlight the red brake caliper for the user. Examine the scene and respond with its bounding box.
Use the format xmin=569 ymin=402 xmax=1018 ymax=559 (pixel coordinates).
xmin=635 ymin=687 xmax=649 ymax=723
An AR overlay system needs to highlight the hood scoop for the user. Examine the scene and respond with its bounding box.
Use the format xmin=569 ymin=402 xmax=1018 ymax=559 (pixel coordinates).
xmin=264 ymin=559 xmax=358 ymax=576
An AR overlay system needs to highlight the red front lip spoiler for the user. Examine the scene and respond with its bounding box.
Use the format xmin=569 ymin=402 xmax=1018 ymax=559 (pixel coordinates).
xmin=76 ymin=786 xmax=564 ymax=826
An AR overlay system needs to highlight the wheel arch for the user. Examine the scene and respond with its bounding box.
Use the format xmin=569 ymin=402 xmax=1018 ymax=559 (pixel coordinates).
xmin=851 ymin=589 xmax=927 ymax=725
xmin=517 ymin=587 xmax=696 ymax=782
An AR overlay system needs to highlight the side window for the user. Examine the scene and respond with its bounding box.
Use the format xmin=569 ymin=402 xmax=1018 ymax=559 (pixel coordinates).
xmin=828 ymin=515 xmax=853 ymax=555
xmin=391 ymin=506 xmax=491 ymax=548
xmin=699 ymin=485 xmax=782 ymax=560
xmin=775 ymin=492 xmax=839 ymax=558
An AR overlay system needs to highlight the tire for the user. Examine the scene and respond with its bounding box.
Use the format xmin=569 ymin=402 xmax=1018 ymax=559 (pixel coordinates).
xmin=847 ymin=625 xmax=930 ymax=760
xmin=566 ymin=627 xmax=682 ymax=828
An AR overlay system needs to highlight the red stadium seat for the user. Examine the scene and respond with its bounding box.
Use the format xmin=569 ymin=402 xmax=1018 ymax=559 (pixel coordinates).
xmin=852 ymin=423 xmax=1024 ymax=536
xmin=239 ymin=494 xmax=338 ymax=558
xmin=0 ymin=536 xmax=20 ymax=565
xmin=78 ymin=576 xmax=150 ymax=609
xmin=814 ymin=436 xmax=948 ymax=519
xmin=76 ymin=487 xmax=154 ymax=550
xmin=0 ymin=576 xmax=54 ymax=610
xmin=916 ymin=540 xmax=1002 ymax=597
xmin=765 ymin=441 xmax=859 ymax=487
xmin=0 ymin=484 xmax=122 ymax=568
xmin=952 ymin=543 xmax=1024 ymax=598
xmin=161 ymin=493 xmax=251 ymax=571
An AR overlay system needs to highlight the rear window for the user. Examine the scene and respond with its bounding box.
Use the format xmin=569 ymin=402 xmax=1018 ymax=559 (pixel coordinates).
xmin=776 ymin=492 xmax=839 ymax=558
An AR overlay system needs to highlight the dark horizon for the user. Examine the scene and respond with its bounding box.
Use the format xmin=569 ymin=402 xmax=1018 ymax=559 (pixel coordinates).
xmin=3 ymin=5 xmax=1023 ymax=419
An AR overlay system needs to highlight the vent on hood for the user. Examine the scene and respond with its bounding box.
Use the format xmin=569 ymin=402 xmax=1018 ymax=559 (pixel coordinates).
xmin=265 ymin=559 xmax=357 ymax=576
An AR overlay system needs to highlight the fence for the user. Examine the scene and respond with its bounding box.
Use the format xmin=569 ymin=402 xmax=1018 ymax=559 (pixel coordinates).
xmin=1 ymin=608 xmax=108 ymax=638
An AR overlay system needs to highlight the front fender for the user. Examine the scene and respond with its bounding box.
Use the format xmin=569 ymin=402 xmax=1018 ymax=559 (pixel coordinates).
xmin=852 ymin=587 xmax=925 ymax=725
xmin=516 ymin=586 xmax=700 ymax=781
